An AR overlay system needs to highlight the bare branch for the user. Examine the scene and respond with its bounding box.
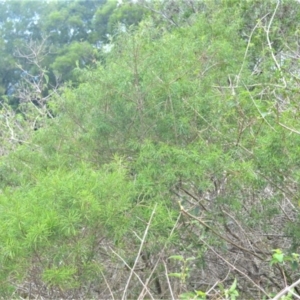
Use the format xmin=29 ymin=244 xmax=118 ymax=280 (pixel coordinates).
xmin=271 ymin=278 xmax=300 ymax=300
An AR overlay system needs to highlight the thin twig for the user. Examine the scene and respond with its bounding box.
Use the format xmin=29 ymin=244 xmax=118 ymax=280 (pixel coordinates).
xmin=179 ymin=204 xmax=264 ymax=260
xmin=237 ymin=13 xmax=270 ymax=85
xmin=138 ymin=213 xmax=181 ymax=300
xmin=243 ymin=83 xmax=277 ymax=131
xmin=271 ymin=278 xmax=300 ymax=300
xmin=265 ymin=0 xmax=286 ymax=88
xmin=200 ymin=238 xmax=270 ymax=298
xmin=109 ymin=247 xmax=155 ymax=300
xmin=122 ymin=203 xmax=157 ymax=300
xmin=163 ymin=260 xmax=175 ymax=300
xmin=279 ymin=122 xmax=300 ymax=135
xmin=100 ymin=270 xmax=115 ymax=300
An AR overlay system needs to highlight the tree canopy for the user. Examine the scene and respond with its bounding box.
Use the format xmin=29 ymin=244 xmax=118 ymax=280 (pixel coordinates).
xmin=1 ymin=0 xmax=300 ymax=299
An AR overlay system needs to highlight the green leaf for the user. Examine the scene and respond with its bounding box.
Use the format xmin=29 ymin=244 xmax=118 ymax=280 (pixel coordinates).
xmin=169 ymin=255 xmax=184 ymax=261
xmin=271 ymin=249 xmax=284 ymax=264
xmin=186 ymin=256 xmax=196 ymax=262
xmin=179 ymin=292 xmax=198 ymax=299
xmin=168 ymin=273 xmax=182 ymax=278
xmin=195 ymin=290 xmax=206 ymax=298
xmin=229 ymin=278 xmax=237 ymax=293
xmin=44 ymin=73 xmax=49 ymax=85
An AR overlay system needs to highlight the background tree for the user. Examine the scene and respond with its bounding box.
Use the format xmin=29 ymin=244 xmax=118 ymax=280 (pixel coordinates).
xmin=0 ymin=0 xmax=145 ymax=107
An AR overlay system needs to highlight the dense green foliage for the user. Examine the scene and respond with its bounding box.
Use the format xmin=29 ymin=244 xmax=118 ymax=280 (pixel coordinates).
xmin=1 ymin=0 xmax=300 ymax=298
